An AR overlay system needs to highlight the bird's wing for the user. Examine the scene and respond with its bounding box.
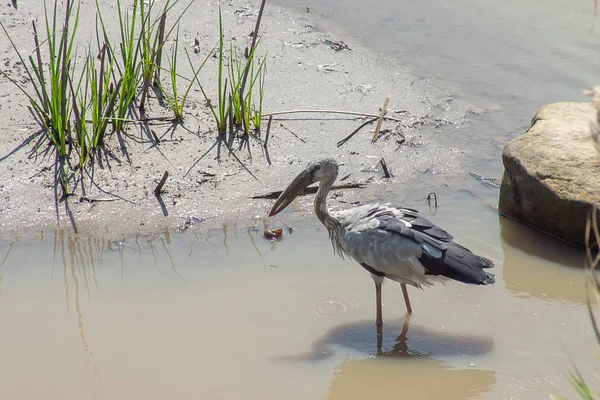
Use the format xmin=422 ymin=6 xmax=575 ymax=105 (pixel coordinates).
xmin=337 ymin=203 xmax=494 ymax=286
xmin=338 ymin=203 xmax=453 ymax=244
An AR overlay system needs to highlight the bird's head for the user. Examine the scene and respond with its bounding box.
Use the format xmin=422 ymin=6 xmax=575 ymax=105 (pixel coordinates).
xmin=268 ymin=159 xmax=339 ymax=217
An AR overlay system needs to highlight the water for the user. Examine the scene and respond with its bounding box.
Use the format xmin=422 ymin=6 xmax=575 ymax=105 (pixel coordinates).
xmin=0 ymin=189 xmax=597 ymax=399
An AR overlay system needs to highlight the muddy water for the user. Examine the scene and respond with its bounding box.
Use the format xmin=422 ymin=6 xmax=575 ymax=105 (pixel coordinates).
xmin=0 ymin=185 xmax=598 ymax=400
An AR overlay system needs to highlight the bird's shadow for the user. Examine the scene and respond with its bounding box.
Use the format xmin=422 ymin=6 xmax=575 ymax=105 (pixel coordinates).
xmin=273 ymin=315 xmax=494 ymax=362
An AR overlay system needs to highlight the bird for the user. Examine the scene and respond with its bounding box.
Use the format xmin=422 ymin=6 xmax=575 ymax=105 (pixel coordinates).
xmin=268 ymin=158 xmax=495 ymax=335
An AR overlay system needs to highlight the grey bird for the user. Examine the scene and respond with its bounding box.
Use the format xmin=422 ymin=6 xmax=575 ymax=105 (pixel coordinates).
xmin=269 ymin=159 xmax=495 ymax=334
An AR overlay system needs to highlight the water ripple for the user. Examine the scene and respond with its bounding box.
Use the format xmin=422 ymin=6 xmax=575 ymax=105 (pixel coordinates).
xmin=310 ymin=299 xmax=357 ymax=317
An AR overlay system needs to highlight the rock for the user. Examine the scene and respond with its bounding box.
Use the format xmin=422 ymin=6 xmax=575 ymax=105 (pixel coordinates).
xmin=499 ymin=102 xmax=600 ymax=246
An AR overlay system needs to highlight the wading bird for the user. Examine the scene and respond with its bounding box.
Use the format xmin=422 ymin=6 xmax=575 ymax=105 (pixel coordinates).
xmin=269 ymin=159 xmax=494 ymax=334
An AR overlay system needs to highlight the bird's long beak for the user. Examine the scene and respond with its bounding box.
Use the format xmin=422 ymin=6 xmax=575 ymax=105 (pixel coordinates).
xmin=268 ymin=169 xmax=313 ymax=217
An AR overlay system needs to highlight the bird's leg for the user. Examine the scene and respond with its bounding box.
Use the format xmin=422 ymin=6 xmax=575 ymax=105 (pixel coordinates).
xmin=400 ymin=312 xmax=412 ymax=339
xmin=401 ymin=283 xmax=413 ymax=314
xmin=375 ymin=280 xmax=383 ymax=337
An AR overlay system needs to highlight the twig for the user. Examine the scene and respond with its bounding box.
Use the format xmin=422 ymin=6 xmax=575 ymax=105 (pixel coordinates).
xmin=154 ymin=171 xmax=169 ymax=194
xmin=228 ymin=94 xmax=233 ymax=135
xmin=229 ymin=149 xmax=261 ymax=182
xmin=585 ymin=206 xmax=600 ymax=346
xmin=264 ymin=115 xmax=272 ymax=148
xmin=463 ymin=189 xmax=498 ymax=213
xmin=469 ymin=171 xmax=501 ymax=188
xmin=263 ymin=109 xmax=406 ymax=122
xmin=426 ymin=192 xmax=438 ymax=215
xmin=279 ymin=123 xmax=306 ymax=143
xmin=151 ymin=129 xmax=160 ymax=144
xmin=137 ymin=115 xmax=180 ymax=122
xmin=154 ymin=11 xmax=167 ymax=85
xmin=371 ymin=96 xmax=389 ymax=143
xmin=252 ymin=182 xmax=366 ymax=199
xmin=79 ymin=196 xmax=118 ymax=203
xmin=337 ymin=117 xmax=377 ymax=147
xmin=380 ymin=158 xmax=391 ymax=178
xmin=239 ymin=0 xmax=267 ymax=135
xmin=184 ymin=140 xmax=219 ymax=177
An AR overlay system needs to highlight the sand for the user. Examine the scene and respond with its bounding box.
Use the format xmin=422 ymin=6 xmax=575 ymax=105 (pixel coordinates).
xmin=0 ymin=0 xmax=481 ymax=240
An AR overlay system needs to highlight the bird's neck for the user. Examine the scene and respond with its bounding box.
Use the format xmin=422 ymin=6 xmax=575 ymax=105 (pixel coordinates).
xmin=315 ymin=176 xmax=345 ymax=257
xmin=314 ymin=177 xmax=339 ymax=231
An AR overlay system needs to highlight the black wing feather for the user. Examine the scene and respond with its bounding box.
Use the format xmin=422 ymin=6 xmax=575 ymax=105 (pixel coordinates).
xmin=419 ymin=242 xmax=495 ymax=285
xmin=375 ymin=209 xmax=495 ymax=285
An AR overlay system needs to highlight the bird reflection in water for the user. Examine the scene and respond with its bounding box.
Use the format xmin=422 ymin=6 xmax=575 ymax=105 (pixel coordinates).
xmin=275 ymin=315 xmax=496 ymax=400
xmin=280 ymin=314 xmax=494 ymax=361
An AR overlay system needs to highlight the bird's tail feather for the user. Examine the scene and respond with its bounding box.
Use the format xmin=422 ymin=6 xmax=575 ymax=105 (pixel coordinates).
xmin=420 ymin=242 xmax=495 ymax=285
xmin=476 ymin=255 xmax=494 ymax=268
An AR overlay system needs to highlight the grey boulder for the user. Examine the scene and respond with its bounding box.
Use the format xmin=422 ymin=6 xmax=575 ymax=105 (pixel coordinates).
xmin=499 ymin=102 xmax=600 ymax=246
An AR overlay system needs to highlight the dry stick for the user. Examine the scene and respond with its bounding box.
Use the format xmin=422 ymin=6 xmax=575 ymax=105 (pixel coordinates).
xmin=228 ymin=94 xmax=234 ymax=136
xmin=154 ymin=171 xmax=169 ymax=194
xmin=426 ymin=192 xmax=438 ymax=215
xmin=463 ymin=189 xmax=498 ymax=213
xmin=229 ymin=149 xmax=261 ymax=182
xmin=264 ymin=115 xmax=273 ymax=148
xmin=79 ymin=196 xmax=118 ymax=203
xmin=151 ymin=129 xmax=160 ymax=144
xmin=337 ymin=117 xmax=377 ymax=147
xmin=264 ymin=109 xmax=405 ymax=122
xmin=154 ymin=11 xmax=167 ymax=86
xmin=140 ymin=12 xmax=166 ymax=113
xmin=279 ymin=123 xmax=306 ymax=143
xmin=371 ymin=96 xmax=389 ymax=143
xmin=587 ymin=208 xmax=600 ymax=347
xmin=263 ymin=115 xmax=273 ymax=166
xmin=426 ymin=192 xmax=438 ymax=207
xmin=591 ymin=206 xmax=600 ymax=268
xmin=239 ymin=0 xmax=267 ymax=136
xmin=586 ymin=208 xmax=600 ymax=277
xmin=252 ymin=182 xmax=366 ymax=199
xmin=469 ymin=171 xmax=501 ymax=188
xmin=380 ymin=158 xmax=391 ymax=178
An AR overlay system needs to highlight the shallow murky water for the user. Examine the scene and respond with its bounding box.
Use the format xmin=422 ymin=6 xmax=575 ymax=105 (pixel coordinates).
xmin=1 ymin=186 xmax=598 ymax=399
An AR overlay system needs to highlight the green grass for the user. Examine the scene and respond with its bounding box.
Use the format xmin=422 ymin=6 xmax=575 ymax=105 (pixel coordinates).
xmin=113 ymin=0 xmax=141 ymax=132
xmin=138 ymin=0 xmax=167 ymax=113
xmin=227 ymin=38 xmax=267 ymax=134
xmin=160 ymin=27 xmax=208 ymax=121
xmin=214 ymin=5 xmax=229 ymax=136
xmin=0 ymin=0 xmax=83 ymax=196
xmin=87 ymin=44 xmax=121 ymax=150
xmin=138 ymin=0 xmax=193 ymax=113
xmin=1 ymin=0 xmax=270 ymax=197
xmin=0 ymin=0 xmax=81 ymax=160
xmin=229 ymin=44 xmax=245 ymax=129
xmin=227 ymin=34 xmax=266 ymax=134
xmin=252 ymin=61 xmax=266 ymax=131
xmin=191 ymin=5 xmax=230 ymax=136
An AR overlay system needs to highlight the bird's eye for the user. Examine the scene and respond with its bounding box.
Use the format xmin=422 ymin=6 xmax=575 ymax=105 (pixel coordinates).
xmin=314 ymin=165 xmax=321 ymax=171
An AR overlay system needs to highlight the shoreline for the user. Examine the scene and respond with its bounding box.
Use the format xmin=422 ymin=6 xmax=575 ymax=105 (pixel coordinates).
xmin=0 ymin=0 xmax=481 ymax=241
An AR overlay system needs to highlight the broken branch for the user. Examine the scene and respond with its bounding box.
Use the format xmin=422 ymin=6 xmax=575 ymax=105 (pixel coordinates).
xmin=252 ymin=182 xmax=367 ymax=199
xmin=371 ymin=96 xmax=389 ymax=143
xmin=154 ymin=171 xmax=169 ymax=194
